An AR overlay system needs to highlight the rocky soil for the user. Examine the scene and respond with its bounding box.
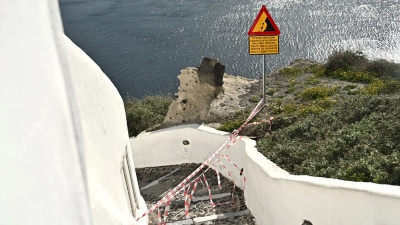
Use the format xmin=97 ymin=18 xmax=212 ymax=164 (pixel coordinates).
xmin=136 ymin=164 xmax=258 ymax=225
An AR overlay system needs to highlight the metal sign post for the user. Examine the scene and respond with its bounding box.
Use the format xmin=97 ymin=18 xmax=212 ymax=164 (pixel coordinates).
xmin=248 ymin=5 xmax=281 ymax=105
xmin=262 ymin=55 xmax=266 ymax=104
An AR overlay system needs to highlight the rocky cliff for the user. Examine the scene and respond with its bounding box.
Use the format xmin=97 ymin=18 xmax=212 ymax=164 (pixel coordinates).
xmin=161 ymin=58 xmax=260 ymax=128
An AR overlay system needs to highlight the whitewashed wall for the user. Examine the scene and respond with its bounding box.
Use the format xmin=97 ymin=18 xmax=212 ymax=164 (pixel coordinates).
xmin=63 ymin=35 xmax=147 ymax=225
xmin=0 ymin=0 xmax=147 ymax=224
xmin=131 ymin=125 xmax=400 ymax=225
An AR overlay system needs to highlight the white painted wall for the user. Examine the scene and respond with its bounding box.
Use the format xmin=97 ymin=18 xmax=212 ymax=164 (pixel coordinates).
xmin=63 ymin=35 xmax=147 ymax=225
xmin=131 ymin=125 xmax=400 ymax=225
xmin=0 ymin=0 xmax=147 ymax=224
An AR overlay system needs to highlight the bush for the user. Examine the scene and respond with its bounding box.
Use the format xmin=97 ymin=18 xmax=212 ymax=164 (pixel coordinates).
xmin=125 ymin=95 xmax=172 ymax=137
xmin=325 ymin=50 xmax=368 ymax=75
xmin=323 ymin=50 xmax=400 ymax=83
xmin=257 ymin=93 xmax=400 ymax=185
xmin=279 ymin=67 xmax=303 ymax=78
xmin=306 ymin=64 xmax=325 ymax=77
xmin=363 ymin=79 xmax=400 ymax=95
xmin=365 ymin=59 xmax=400 ymax=79
xmin=297 ymin=85 xmax=336 ymax=101
xmin=330 ymin=69 xmax=377 ymax=83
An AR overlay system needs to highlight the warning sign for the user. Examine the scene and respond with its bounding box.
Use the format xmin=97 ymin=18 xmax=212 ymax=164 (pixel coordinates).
xmin=248 ymin=5 xmax=280 ymax=36
xmin=249 ymin=36 xmax=279 ymax=55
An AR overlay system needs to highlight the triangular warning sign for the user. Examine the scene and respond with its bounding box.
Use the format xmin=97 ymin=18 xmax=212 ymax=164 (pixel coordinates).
xmin=248 ymin=5 xmax=280 ymax=36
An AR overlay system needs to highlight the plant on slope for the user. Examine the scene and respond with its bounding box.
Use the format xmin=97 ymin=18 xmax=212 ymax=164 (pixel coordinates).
xmin=257 ymin=94 xmax=400 ymax=185
xmin=125 ymin=95 xmax=172 ymax=137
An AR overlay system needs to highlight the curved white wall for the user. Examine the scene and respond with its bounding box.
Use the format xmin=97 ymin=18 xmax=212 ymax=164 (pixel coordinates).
xmin=0 ymin=1 xmax=147 ymax=224
xmin=131 ymin=125 xmax=400 ymax=225
xmin=63 ymin=36 xmax=147 ymax=225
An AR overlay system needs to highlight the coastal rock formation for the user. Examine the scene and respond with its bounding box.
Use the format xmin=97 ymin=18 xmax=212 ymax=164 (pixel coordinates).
xmin=161 ymin=58 xmax=225 ymax=128
xmin=198 ymin=57 xmax=225 ymax=87
xmin=161 ymin=58 xmax=258 ymax=128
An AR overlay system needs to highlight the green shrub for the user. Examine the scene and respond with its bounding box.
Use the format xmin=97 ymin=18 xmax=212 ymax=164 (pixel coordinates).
xmin=322 ymin=50 xmax=400 ymax=83
xmin=347 ymin=89 xmax=360 ymax=95
xmin=297 ymin=85 xmax=336 ymax=101
xmin=298 ymin=105 xmax=324 ymax=116
xmin=363 ymin=79 xmax=400 ymax=95
xmin=282 ymin=103 xmax=297 ymax=115
xmin=219 ymin=119 xmax=246 ymax=132
xmin=124 ymin=95 xmax=172 ymax=137
xmin=325 ymin=50 xmax=368 ymax=75
xmin=266 ymin=88 xmax=276 ymax=96
xmin=365 ymin=59 xmax=400 ymax=79
xmin=305 ymin=75 xmax=321 ymax=85
xmin=219 ymin=110 xmax=252 ymax=132
xmin=279 ymin=67 xmax=303 ymax=78
xmin=343 ymin=84 xmax=360 ymax=95
xmin=257 ymin=93 xmax=400 ymax=185
xmin=343 ymin=84 xmax=357 ymax=91
xmin=249 ymin=95 xmax=260 ymax=103
xmin=330 ymin=69 xmax=377 ymax=83
xmin=306 ymin=64 xmax=326 ymax=77
xmin=315 ymin=98 xmax=336 ymax=109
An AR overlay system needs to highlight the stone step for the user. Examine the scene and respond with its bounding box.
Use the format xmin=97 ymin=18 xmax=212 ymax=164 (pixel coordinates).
xmin=140 ymin=167 xmax=180 ymax=191
xmin=160 ymin=192 xmax=231 ymax=207
xmin=166 ymin=209 xmax=250 ymax=225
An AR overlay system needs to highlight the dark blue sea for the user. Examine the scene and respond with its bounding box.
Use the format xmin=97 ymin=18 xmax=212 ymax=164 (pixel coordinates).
xmin=59 ymin=0 xmax=400 ymax=99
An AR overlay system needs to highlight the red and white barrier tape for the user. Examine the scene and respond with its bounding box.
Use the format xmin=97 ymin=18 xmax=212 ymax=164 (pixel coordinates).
xmin=157 ymin=207 xmax=161 ymax=224
xmin=217 ymin=157 xmax=231 ymax=177
xmin=161 ymin=200 xmax=171 ymax=224
xmin=220 ymin=154 xmax=238 ymax=169
xmin=183 ymin=183 xmax=189 ymax=219
xmin=243 ymin=117 xmax=274 ymax=139
xmin=231 ymin=180 xmax=236 ymax=202
xmin=135 ymin=99 xmax=266 ymax=222
xmin=185 ymin=178 xmax=199 ymax=219
xmin=202 ymin=174 xmax=216 ymax=207
xmin=211 ymin=164 xmax=221 ymax=189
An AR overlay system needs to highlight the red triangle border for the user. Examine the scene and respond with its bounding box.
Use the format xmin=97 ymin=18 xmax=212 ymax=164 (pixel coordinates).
xmin=248 ymin=5 xmax=281 ymax=36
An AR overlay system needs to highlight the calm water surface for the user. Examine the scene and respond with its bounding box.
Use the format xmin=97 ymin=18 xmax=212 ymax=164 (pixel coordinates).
xmin=59 ymin=0 xmax=400 ymax=99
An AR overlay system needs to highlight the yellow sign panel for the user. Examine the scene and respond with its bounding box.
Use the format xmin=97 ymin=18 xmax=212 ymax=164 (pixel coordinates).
xmin=249 ymin=36 xmax=279 ymax=55
xmin=252 ymin=12 xmax=268 ymax=33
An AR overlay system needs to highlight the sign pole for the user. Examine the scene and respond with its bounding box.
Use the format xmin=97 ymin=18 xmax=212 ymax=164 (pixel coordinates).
xmin=248 ymin=5 xmax=280 ymax=105
xmin=262 ymin=54 xmax=266 ymax=104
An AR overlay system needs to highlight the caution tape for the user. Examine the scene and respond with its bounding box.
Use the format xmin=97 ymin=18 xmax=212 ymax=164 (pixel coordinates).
xmin=202 ymin=174 xmax=216 ymax=207
xmin=242 ymin=117 xmax=274 ymax=139
xmin=135 ymin=99 xmax=266 ymax=222
xmin=211 ymin=164 xmax=221 ymax=189
xmin=185 ymin=178 xmax=199 ymax=219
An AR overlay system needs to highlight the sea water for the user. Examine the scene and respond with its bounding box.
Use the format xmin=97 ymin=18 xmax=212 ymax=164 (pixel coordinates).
xmin=59 ymin=0 xmax=400 ymax=99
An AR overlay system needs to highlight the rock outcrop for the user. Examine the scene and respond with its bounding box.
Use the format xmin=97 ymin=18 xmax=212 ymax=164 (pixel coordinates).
xmin=198 ymin=57 xmax=225 ymax=87
xmin=161 ymin=58 xmax=258 ymax=128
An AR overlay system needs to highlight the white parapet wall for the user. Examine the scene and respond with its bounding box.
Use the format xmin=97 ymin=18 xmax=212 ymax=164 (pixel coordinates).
xmin=0 ymin=0 xmax=147 ymax=224
xmin=131 ymin=125 xmax=400 ymax=225
xmin=63 ymin=35 xmax=148 ymax=225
